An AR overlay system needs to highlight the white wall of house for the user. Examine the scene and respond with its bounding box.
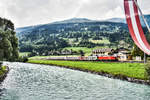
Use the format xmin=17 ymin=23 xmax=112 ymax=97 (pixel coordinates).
xmin=135 ymin=56 xmax=142 ymax=61
xmin=119 ymin=55 xmax=127 ymax=61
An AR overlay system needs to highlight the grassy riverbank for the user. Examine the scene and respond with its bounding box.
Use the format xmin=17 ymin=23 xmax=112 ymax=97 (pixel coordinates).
xmin=0 ymin=65 xmax=9 ymax=82
xmin=0 ymin=66 xmax=8 ymax=75
xmin=28 ymin=60 xmax=147 ymax=80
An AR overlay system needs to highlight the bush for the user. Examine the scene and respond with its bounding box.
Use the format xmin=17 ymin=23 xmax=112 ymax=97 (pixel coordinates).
xmin=17 ymin=56 xmax=29 ymax=62
xmin=145 ymin=63 xmax=150 ymax=80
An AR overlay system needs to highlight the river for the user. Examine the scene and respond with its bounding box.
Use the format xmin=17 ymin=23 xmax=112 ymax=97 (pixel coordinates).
xmin=0 ymin=62 xmax=150 ymax=100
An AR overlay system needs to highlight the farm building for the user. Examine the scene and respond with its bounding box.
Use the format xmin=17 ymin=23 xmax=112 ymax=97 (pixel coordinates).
xmin=116 ymin=48 xmax=132 ymax=61
xmin=92 ymin=48 xmax=114 ymax=56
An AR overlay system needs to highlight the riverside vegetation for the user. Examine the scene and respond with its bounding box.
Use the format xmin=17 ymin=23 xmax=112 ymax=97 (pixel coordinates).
xmin=145 ymin=63 xmax=150 ymax=80
xmin=0 ymin=62 xmax=9 ymax=82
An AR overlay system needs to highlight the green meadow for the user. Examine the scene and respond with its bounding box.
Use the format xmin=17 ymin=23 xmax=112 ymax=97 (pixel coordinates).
xmin=28 ymin=60 xmax=147 ymax=80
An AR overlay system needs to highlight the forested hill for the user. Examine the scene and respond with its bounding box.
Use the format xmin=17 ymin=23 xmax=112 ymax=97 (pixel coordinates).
xmin=16 ymin=16 xmax=150 ymax=56
xmin=0 ymin=18 xmax=19 ymax=61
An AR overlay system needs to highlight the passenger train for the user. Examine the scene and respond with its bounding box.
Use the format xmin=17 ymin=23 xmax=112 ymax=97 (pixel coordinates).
xmin=46 ymin=56 xmax=118 ymax=61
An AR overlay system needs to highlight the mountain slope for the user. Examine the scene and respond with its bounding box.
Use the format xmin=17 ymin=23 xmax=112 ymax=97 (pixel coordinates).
xmin=16 ymin=15 xmax=150 ymax=34
xmin=106 ymin=15 xmax=150 ymax=27
xmin=106 ymin=18 xmax=126 ymax=23
xmin=16 ymin=16 xmax=150 ymax=55
xmin=16 ymin=18 xmax=94 ymax=34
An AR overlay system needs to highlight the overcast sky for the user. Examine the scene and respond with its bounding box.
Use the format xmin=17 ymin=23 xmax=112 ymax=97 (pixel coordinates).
xmin=0 ymin=0 xmax=150 ymax=28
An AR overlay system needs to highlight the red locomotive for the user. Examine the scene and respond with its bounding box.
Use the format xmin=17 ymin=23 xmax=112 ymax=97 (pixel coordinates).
xmin=97 ymin=56 xmax=117 ymax=61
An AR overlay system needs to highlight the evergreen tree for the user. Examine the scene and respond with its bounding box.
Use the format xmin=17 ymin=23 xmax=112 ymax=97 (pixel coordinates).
xmin=79 ymin=50 xmax=85 ymax=56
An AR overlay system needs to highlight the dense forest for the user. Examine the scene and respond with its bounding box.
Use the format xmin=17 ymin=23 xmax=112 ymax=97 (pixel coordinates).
xmin=0 ymin=18 xmax=19 ymax=61
xmin=16 ymin=17 xmax=150 ymax=56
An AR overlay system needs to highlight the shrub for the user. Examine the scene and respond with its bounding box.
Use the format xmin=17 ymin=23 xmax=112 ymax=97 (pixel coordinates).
xmin=145 ymin=63 xmax=150 ymax=80
xmin=18 ymin=56 xmax=28 ymax=62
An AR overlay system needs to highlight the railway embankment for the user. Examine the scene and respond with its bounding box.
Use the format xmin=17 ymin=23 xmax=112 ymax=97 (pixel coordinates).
xmin=28 ymin=59 xmax=150 ymax=85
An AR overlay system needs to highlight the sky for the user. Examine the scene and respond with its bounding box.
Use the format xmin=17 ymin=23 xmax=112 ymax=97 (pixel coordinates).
xmin=0 ymin=0 xmax=150 ymax=28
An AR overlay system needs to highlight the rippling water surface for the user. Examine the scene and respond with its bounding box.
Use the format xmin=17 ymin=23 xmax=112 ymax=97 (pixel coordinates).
xmin=0 ymin=62 xmax=150 ymax=100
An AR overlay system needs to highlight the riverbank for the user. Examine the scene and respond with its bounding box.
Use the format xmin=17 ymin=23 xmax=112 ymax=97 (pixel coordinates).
xmin=0 ymin=65 xmax=9 ymax=82
xmin=28 ymin=60 xmax=150 ymax=85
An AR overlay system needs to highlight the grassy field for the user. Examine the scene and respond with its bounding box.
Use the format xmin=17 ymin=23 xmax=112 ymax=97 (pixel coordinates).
xmin=28 ymin=60 xmax=147 ymax=80
xmin=64 ymin=47 xmax=93 ymax=56
xmin=89 ymin=38 xmax=110 ymax=44
xmin=24 ymin=46 xmax=108 ymax=60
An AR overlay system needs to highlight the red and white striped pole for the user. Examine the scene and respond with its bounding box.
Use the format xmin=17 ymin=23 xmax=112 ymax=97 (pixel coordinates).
xmin=124 ymin=0 xmax=150 ymax=63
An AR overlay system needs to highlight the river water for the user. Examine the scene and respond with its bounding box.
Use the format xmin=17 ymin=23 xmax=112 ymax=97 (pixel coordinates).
xmin=0 ymin=62 xmax=150 ymax=100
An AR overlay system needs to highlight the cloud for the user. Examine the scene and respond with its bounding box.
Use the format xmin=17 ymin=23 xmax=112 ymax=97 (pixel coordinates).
xmin=74 ymin=0 xmax=124 ymax=20
xmin=0 ymin=0 xmax=149 ymax=27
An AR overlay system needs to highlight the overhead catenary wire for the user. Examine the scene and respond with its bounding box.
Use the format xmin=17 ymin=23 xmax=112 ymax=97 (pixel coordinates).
xmin=133 ymin=0 xmax=150 ymax=33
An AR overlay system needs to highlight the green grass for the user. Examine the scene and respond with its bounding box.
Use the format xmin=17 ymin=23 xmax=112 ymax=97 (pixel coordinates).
xmin=28 ymin=60 xmax=147 ymax=80
xmin=29 ymin=56 xmax=50 ymax=60
xmin=0 ymin=66 xmax=7 ymax=75
xmin=27 ymin=47 xmax=96 ymax=59
xmin=89 ymin=38 xmax=110 ymax=44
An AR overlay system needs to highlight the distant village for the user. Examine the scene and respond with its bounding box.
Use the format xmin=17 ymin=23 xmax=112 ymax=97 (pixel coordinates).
xmin=30 ymin=47 xmax=143 ymax=62
xmin=92 ymin=48 xmax=141 ymax=61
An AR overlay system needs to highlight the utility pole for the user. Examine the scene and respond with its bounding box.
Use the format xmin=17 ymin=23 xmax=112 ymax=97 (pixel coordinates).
xmin=144 ymin=52 xmax=146 ymax=64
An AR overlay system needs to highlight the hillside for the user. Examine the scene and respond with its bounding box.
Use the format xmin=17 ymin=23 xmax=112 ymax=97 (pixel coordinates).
xmin=16 ymin=16 xmax=150 ymax=56
xmin=105 ymin=15 xmax=150 ymax=26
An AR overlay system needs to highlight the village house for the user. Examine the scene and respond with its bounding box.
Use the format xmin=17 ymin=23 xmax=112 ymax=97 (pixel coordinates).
xmin=116 ymin=48 xmax=132 ymax=61
xmin=61 ymin=49 xmax=72 ymax=55
xmin=92 ymin=48 xmax=114 ymax=56
xmin=92 ymin=48 xmax=142 ymax=61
